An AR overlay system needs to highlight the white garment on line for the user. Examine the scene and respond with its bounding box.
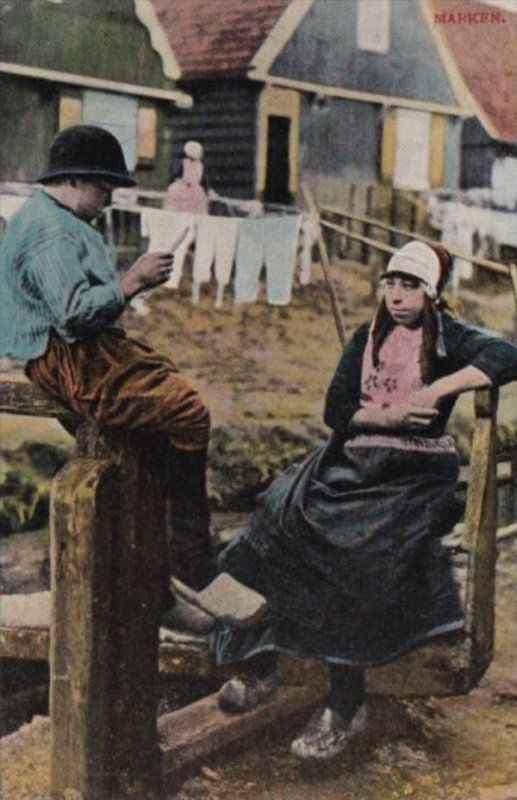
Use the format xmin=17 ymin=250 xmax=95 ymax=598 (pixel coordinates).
xmin=234 ymin=215 xmax=302 ymax=305
xmin=192 ymin=216 xmax=240 ymax=307
xmin=299 ymin=213 xmax=319 ymax=286
xmin=141 ymin=207 xmax=197 ymax=289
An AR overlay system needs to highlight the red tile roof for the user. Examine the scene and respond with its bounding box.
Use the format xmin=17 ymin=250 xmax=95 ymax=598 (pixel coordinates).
xmin=148 ymin=0 xmax=292 ymax=79
xmin=429 ymin=0 xmax=517 ymax=142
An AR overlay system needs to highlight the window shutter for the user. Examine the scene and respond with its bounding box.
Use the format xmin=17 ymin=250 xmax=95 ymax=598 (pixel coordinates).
xmin=381 ymin=107 xmax=396 ymax=181
xmin=429 ymin=114 xmax=446 ymax=188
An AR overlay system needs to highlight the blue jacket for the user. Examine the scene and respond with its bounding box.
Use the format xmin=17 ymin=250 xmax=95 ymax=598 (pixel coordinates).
xmin=0 ymin=189 xmax=124 ymax=360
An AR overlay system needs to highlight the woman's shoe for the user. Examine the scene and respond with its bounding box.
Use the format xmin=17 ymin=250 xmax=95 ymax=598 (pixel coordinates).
xmin=218 ymin=672 xmax=280 ymax=713
xmin=290 ymin=704 xmax=368 ymax=761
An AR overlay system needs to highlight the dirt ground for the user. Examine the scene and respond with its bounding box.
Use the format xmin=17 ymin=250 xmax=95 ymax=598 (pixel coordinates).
xmin=1 ymin=258 xmax=516 ymax=799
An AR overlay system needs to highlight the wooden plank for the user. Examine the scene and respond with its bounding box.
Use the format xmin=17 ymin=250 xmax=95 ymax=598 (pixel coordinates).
xmin=510 ymin=264 xmax=517 ymax=305
xmin=463 ymin=389 xmax=499 ymax=683
xmin=320 ymin=207 xmax=512 ymax=278
xmin=321 ymin=218 xmax=396 ymax=256
xmin=367 ymin=634 xmax=472 ymax=696
xmin=158 ymin=685 xmax=324 ymax=776
xmin=111 ymin=441 xmax=166 ymax=800
xmin=301 ymin=184 xmax=346 ymax=347
xmin=0 ymin=380 xmax=78 ymax=420
xmin=0 ymin=627 xmax=50 ymax=660
xmin=49 ymin=427 xmax=168 ymax=800
xmin=50 ymin=457 xmax=119 ymax=800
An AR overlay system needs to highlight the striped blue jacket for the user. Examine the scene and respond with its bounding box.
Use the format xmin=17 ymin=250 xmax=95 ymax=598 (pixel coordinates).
xmin=0 ymin=189 xmax=124 ymax=360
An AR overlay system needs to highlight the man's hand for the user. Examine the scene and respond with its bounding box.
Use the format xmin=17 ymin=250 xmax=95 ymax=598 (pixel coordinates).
xmin=120 ymin=251 xmax=175 ymax=299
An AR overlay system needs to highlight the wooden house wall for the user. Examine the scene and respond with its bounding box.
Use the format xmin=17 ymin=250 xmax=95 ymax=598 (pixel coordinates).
xmin=460 ymin=117 xmax=517 ymax=189
xmin=0 ymin=73 xmax=173 ymax=188
xmin=0 ymin=76 xmax=57 ymax=183
xmin=0 ymin=0 xmax=173 ymax=91
xmin=269 ymin=0 xmax=457 ymax=107
xmin=299 ymin=95 xmax=380 ymax=184
xmin=171 ymin=80 xmax=259 ymax=198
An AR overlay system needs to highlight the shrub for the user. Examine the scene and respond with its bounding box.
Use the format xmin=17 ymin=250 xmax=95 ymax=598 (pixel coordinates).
xmin=0 ymin=442 xmax=70 ymax=536
xmin=208 ymin=425 xmax=318 ymax=511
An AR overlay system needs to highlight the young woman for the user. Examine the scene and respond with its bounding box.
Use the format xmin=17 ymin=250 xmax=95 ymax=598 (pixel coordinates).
xmin=209 ymin=241 xmax=517 ymax=761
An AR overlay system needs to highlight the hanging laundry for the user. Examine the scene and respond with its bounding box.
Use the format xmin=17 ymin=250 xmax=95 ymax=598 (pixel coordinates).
xmin=234 ymin=215 xmax=302 ymax=305
xmin=491 ymin=157 xmax=517 ymax=211
xmin=141 ymin=207 xmax=196 ymax=289
xmin=192 ymin=216 xmax=240 ymax=306
xmin=299 ymin=213 xmax=320 ymax=286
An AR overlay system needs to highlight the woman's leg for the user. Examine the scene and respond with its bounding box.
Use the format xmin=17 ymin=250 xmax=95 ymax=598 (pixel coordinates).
xmin=218 ymin=651 xmax=280 ymax=712
xmin=291 ymin=664 xmax=367 ymax=761
xmin=327 ymin=664 xmax=365 ymax=720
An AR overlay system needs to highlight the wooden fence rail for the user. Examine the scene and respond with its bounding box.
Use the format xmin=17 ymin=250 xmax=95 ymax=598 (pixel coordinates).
xmin=319 ymin=207 xmax=513 ymax=280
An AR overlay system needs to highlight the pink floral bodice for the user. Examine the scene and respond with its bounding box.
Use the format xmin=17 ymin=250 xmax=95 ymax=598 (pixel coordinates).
xmin=360 ymin=324 xmax=424 ymax=407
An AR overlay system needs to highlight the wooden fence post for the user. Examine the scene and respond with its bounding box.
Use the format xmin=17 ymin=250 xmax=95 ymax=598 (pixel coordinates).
xmin=463 ymin=388 xmax=499 ymax=683
xmin=50 ymin=425 xmax=168 ymax=800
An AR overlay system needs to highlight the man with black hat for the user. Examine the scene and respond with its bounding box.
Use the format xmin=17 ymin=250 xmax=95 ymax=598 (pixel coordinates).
xmin=0 ymin=125 xmax=217 ymax=626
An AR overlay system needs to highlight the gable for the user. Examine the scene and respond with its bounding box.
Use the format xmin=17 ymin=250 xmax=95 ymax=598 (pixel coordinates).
xmin=265 ymin=0 xmax=459 ymax=107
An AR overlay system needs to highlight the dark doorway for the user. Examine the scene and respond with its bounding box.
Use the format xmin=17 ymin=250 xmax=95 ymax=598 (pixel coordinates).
xmin=264 ymin=115 xmax=292 ymax=205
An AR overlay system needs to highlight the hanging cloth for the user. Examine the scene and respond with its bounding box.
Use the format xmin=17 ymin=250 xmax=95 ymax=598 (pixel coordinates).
xmin=234 ymin=216 xmax=302 ymax=305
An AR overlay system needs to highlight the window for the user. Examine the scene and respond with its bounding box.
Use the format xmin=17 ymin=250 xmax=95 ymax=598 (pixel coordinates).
xmin=356 ymin=0 xmax=391 ymax=54
xmin=83 ymin=90 xmax=138 ymax=171
xmin=59 ymin=90 xmax=158 ymax=169
xmin=59 ymin=92 xmax=82 ymax=129
xmin=137 ymin=106 xmax=158 ymax=164
xmin=393 ymin=109 xmax=431 ymax=191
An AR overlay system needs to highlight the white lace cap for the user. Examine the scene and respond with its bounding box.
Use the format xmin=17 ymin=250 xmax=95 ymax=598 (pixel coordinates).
xmin=382 ymin=242 xmax=441 ymax=298
xmin=184 ymin=140 xmax=203 ymax=160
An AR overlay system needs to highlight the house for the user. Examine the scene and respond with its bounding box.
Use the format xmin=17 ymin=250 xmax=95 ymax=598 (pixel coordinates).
xmin=142 ymin=0 xmax=516 ymax=207
xmin=428 ymin=0 xmax=517 ymax=194
xmin=0 ymin=0 xmax=191 ymax=192
xmin=141 ymin=0 xmax=295 ymax=200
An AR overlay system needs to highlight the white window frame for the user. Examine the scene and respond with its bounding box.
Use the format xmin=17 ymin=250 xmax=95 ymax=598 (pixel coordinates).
xmin=393 ymin=109 xmax=431 ymax=191
xmin=356 ymin=0 xmax=391 ymax=54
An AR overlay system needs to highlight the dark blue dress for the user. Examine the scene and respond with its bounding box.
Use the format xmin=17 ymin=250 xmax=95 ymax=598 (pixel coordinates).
xmin=210 ymin=318 xmax=517 ymax=667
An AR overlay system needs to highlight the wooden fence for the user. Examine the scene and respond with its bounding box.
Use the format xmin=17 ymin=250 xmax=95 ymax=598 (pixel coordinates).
xmin=0 ymin=384 xmax=323 ymax=799
xmin=319 ymin=205 xmax=515 ymax=285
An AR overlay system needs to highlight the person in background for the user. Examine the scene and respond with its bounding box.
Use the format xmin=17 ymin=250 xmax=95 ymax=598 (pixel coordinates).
xmin=0 ymin=125 xmax=215 ymax=626
xmin=210 ymin=241 xmax=517 ymax=761
xmin=164 ymin=140 xmax=209 ymax=215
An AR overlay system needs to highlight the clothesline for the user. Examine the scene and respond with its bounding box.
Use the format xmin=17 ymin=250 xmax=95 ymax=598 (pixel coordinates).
xmin=106 ymin=203 xmax=319 ymax=315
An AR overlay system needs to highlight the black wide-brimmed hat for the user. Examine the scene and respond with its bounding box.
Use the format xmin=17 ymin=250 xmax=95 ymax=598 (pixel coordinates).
xmin=38 ymin=125 xmax=136 ymax=187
